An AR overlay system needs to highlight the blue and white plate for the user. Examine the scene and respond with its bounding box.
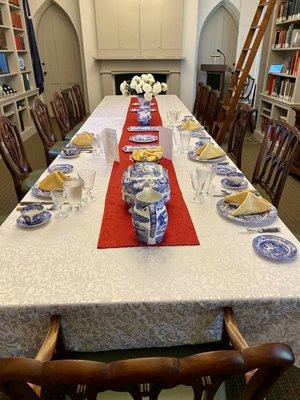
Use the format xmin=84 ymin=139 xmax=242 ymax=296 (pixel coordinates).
xmin=195 ymin=137 xmax=212 ymax=147
xmin=123 ymin=145 xmax=160 ymax=153
xmin=60 ymin=152 xmax=80 ymax=159
xmin=191 ymin=130 xmax=206 ymax=138
xmin=128 ymin=126 xmax=159 ymax=132
xmin=216 ymin=199 xmax=278 ymax=227
xmin=221 ymin=178 xmax=249 ymax=190
xmin=129 ymin=134 xmax=158 ymax=143
xmin=216 ymin=165 xmax=237 ymax=176
xmin=31 ymin=185 xmax=52 ymax=199
xmin=130 ymin=108 xmax=156 ymax=112
xmin=188 ymin=150 xmax=226 ymax=164
xmin=16 ymin=210 xmax=51 ymax=229
xmin=252 ymin=235 xmax=297 ymax=263
xmin=48 ymin=164 xmax=73 ymax=173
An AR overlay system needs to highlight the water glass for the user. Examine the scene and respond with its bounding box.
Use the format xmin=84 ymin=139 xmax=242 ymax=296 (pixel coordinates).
xmin=63 ymin=179 xmax=83 ymax=211
xmin=77 ymin=169 xmax=96 ymax=202
xmin=190 ymin=167 xmax=208 ymax=203
xmin=204 ymin=165 xmax=217 ymax=196
xmin=92 ymin=134 xmax=104 ymax=155
xmin=165 ymin=110 xmax=181 ymax=128
xmin=179 ymin=130 xmax=191 ymax=153
xmin=51 ymin=189 xmax=68 ymax=219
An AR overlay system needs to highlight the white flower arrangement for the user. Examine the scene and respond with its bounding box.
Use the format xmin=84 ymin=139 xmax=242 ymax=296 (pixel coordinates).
xmin=120 ymin=74 xmax=167 ymax=101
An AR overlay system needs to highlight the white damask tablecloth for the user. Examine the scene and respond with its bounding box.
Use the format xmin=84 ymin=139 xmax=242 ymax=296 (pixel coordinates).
xmin=0 ymin=95 xmax=299 ymax=364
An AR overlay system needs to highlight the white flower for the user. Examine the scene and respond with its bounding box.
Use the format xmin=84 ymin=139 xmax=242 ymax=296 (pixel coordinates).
xmin=144 ymin=91 xmax=153 ymax=101
xmin=130 ymin=80 xmax=137 ymax=90
xmin=135 ymin=84 xmax=143 ymax=94
xmin=147 ymin=74 xmax=155 ymax=83
xmin=152 ymin=82 xmax=162 ymax=95
xmin=143 ymin=83 xmax=152 ymax=93
xmin=120 ymin=80 xmax=129 ymax=96
xmin=161 ymin=82 xmax=168 ymax=92
xmin=141 ymin=74 xmax=149 ymax=82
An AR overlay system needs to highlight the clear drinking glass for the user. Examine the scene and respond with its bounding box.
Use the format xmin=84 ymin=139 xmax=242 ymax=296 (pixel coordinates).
xmin=204 ymin=165 xmax=217 ymax=196
xmin=179 ymin=130 xmax=191 ymax=153
xmin=77 ymin=169 xmax=96 ymax=202
xmin=63 ymin=179 xmax=83 ymax=211
xmin=51 ymin=189 xmax=68 ymax=219
xmin=173 ymin=128 xmax=181 ymax=154
xmin=92 ymin=134 xmax=104 ymax=155
xmin=190 ymin=167 xmax=207 ymax=203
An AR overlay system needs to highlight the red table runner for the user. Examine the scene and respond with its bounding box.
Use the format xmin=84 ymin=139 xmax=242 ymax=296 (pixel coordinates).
xmin=97 ymin=98 xmax=199 ymax=248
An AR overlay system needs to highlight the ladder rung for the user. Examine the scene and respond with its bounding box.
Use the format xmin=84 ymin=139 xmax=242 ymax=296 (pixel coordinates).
xmin=243 ymin=48 xmax=253 ymax=51
xmin=222 ymin=105 xmax=230 ymax=111
xmin=251 ymin=25 xmax=261 ymax=29
xmin=259 ymin=2 xmax=271 ymax=7
xmin=228 ymin=87 xmax=236 ymax=92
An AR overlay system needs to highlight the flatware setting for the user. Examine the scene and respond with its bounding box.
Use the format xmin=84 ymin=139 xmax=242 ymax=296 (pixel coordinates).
xmin=239 ymin=227 xmax=281 ymax=234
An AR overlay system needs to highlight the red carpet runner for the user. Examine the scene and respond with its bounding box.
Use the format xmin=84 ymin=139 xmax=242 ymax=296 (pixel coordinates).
xmin=97 ymin=98 xmax=199 ymax=248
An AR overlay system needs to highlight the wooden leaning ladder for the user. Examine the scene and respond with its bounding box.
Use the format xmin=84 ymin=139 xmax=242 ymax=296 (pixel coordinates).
xmin=212 ymin=0 xmax=277 ymax=145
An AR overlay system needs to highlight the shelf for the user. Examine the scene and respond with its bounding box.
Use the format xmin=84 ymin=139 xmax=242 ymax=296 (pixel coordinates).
xmin=268 ymin=72 xmax=297 ymax=78
xmin=21 ymin=70 xmax=30 ymax=74
xmin=0 ymin=72 xmax=18 ymax=77
xmin=272 ymin=47 xmax=300 ymax=51
xmin=276 ymin=17 xmax=300 ymax=26
xmin=17 ymin=106 xmax=26 ymax=111
xmin=261 ymin=113 xmax=271 ymax=118
xmin=4 ymin=110 xmax=15 ymax=117
xmin=13 ymin=27 xmax=24 ymax=32
xmin=9 ymin=3 xmax=20 ymax=10
xmin=260 ymin=93 xmax=300 ymax=107
xmin=0 ymin=25 xmax=10 ymax=29
xmin=0 ymin=88 xmax=39 ymax=105
xmin=0 ymin=49 xmax=14 ymax=53
xmin=17 ymin=49 xmax=27 ymax=53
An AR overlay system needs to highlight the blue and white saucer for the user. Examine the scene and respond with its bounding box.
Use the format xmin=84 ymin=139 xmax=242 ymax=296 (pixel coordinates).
xmin=216 ymin=165 xmax=237 ymax=176
xmin=191 ymin=130 xmax=206 ymax=138
xmin=31 ymin=185 xmax=52 ymax=199
xmin=195 ymin=137 xmax=212 ymax=147
xmin=252 ymin=235 xmax=297 ymax=263
xmin=128 ymin=126 xmax=159 ymax=132
xmin=48 ymin=164 xmax=73 ymax=173
xmin=216 ymin=199 xmax=278 ymax=227
xmin=17 ymin=210 xmax=51 ymax=229
xmin=221 ymin=178 xmax=249 ymax=190
xmin=188 ymin=150 xmax=226 ymax=164
xmin=129 ymin=134 xmax=158 ymax=143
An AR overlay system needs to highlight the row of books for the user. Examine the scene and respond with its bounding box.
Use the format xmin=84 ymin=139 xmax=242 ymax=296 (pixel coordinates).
xmin=0 ymin=53 xmax=9 ymax=74
xmin=11 ymin=12 xmax=22 ymax=29
xmin=274 ymin=24 xmax=300 ymax=48
xmin=277 ymin=0 xmax=300 ymax=22
xmin=286 ymin=50 xmax=300 ymax=74
xmin=15 ymin=35 xmax=25 ymax=50
xmin=266 ymin=75 xmax=295 ymax=101
xmin=261 ymin=116 xmax=270 ymax=133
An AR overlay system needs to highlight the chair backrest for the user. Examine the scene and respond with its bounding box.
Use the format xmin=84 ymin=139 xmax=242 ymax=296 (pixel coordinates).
xmin=50 ymin=92 xmax=71 ymax=138
xmin=204 ymin=90 xmax=220 ymax=135
xmin=31 ymin=99 xmax=56 ymax=164
xmin=227 ymin=103 xmax=252 ymax=169
xmin=252 ymin=119 xmax=300 ymax=208
xmin=196 ymin=85 xmax=212 ymax=124
xmin=61 ymin=88 xmax=79 ymax=129
xmin=241 ymin=75 xmax=256 ymax=107
xmin=0 ymin=343 xmax=294 ymax=400
xmin=0 ymin=117 xmax=30 ymax=200
xmin=72 ymin=84 xmax=86 ymax=120
xmin=193 ymin=82 xmax=204 ymax=117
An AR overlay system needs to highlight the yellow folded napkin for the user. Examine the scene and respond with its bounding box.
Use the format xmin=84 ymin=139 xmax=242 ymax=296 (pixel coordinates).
xmin=38 ymin=171 xmax=69 ymax=191
xmin=180 ymin=119 xmax=202 ymax=131
xmin=131 ymin=147 xmax=163 ymax=162
xmin=225 ymin=191 xmax=272 ymax=216
xmin=71 ymin=132 xmax=95 ymax=147
xmin=196 ymin=143 xmax=225 ymax=160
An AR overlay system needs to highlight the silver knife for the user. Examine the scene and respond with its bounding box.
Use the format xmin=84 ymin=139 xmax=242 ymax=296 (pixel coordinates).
xmin=246 ymin=227 xmax=281 ymax=233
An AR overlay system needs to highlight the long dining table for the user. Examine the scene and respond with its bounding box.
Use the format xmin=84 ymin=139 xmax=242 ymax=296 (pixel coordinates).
xmin=0 ymin=95 xmax=299 ymax=364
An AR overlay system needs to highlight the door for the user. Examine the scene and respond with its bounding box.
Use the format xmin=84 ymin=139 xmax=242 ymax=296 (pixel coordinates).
xmin=37 ymin=3 xmax=83 ymax=110
xmin=197 ymin=5 xmax=238 ymax=83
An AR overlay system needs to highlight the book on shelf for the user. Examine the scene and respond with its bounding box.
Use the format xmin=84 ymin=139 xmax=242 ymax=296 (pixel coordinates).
xmin=274 ymin=23 xmax=300 ymax=48
xmin=285 ymin=50 xmax=300 ymax=74
xmin=22 ymin=72 xmax=30 ymax=90
xmin=261 ymin=115 xmax=270 ymax=132
xmin=11 ymin=12 xmax=22 ymax=29
xmin=277 ymin=0 xmax=300 ymax=22
xmin=0 ymin=30 xmax=7 ymax=50
xmin=266 ymin=75 xmax=295 ymax=101
xmin=0 ymin=53 xmax=9 ymax=74
xmin=15 ymin=35 xmax=25 ymax=50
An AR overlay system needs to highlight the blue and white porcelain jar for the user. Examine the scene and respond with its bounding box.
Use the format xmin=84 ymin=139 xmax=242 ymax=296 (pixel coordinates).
xmin=137 ymin=96 xmax=151 ymax=126
xmin=122 ymin=162 xmax=170 ymax=209
xmin=133 ymin=187 xmax=168 ymax=245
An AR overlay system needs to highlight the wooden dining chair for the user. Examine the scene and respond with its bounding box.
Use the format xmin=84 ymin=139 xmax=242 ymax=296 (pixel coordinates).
xmin=31 ymin=98 xmax=69 ymax=166
xmin=227 ymin=103 xmax=252 ymax=169
xmin=204 ymin=90 xmax=220 ymax=135
xmin=50 ymin=92 xmax=78 ymax=141
xmin=0 ymin=117 xmax=44 ymax=201
xmin=196 ymin=85 xmax=212 ymax=125
xmin=252 ymin=119 xmax=300 ymax=208
xmin=72 ymin=84 xmax=87 ymax=121
xmin=0 ymin=311 xmax=294 ymax=400
xmin=193 ymin=82 xmax=204 ymax=117
xmin=61 ymin=88 xmax=81 ymax=129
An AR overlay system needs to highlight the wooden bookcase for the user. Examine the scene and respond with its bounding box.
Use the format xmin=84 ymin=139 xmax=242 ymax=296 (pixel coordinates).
xmin=255 ymin=0 xmax=300 ymax=138
xmin=0 ymin=0 xmax=38 ymax=139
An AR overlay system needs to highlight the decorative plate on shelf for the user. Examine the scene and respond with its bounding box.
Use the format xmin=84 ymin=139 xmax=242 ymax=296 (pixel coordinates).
xmin=129 ymin=134 xmax=158 ymax=143
xmin=221 ymin=178 xmax=249 ymax=191
xmin=216 ymin=199 xmax=278 ymax=227
xmin=16 ymin=211 xmax=51 ymax=229
xmin=188 ymin=150 xmax=226 ymax=164
xmin=252 ymin=235 xmax=297 ymax=263
xmin=48 ymin=164 xmax=73 ymax=173
xmin=18 ymin=55 xmax=26 ymax=71
xmin=31 ymin=185 xmax=52 ymax=199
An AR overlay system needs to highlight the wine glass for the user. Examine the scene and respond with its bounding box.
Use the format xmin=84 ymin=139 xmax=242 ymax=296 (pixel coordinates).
xmin=204 ymin=165 xmax=217 ymax=196
xmin=63 ymin=179 xmax=83 ymax=211
xmin=92 ymin=134 xmax=104 ymax=155
xmin=77 ymin=169 xmax=96 ymax=202
xmin=189 ymin=167 xmax=207 ymax=203
xmin=51 ymin=189 xmax=68 ymax=219
xmin=179 ymin=130 xmax=191 ymax=153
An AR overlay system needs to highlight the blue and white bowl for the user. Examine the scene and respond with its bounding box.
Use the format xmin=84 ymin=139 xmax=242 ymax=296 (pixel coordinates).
xmin=61 ymin=145 xmax=81 ymax=158
xmin=216 ymin=165 xmax=237 ymax=176
xmin=221 ymin=177 xmax=248 ymax=191
xmin=31 ymin=185 xmax=52 ymax=198
xmin=17 ymin=206 xmax=51 ymax=229
xmin=48 ymin=164 xmax=73 ymax=173
xmin=252 ymin=235 xmax=297 ymax=263
xmin=226 ymin=172 xmax=245 ymax=185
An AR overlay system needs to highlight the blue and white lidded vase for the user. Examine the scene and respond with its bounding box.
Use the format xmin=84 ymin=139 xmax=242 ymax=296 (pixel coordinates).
xmin=137 ymin=96 xmax=151 ymax=126
xmin=132 ymin=187 xmax=168 ymax=245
